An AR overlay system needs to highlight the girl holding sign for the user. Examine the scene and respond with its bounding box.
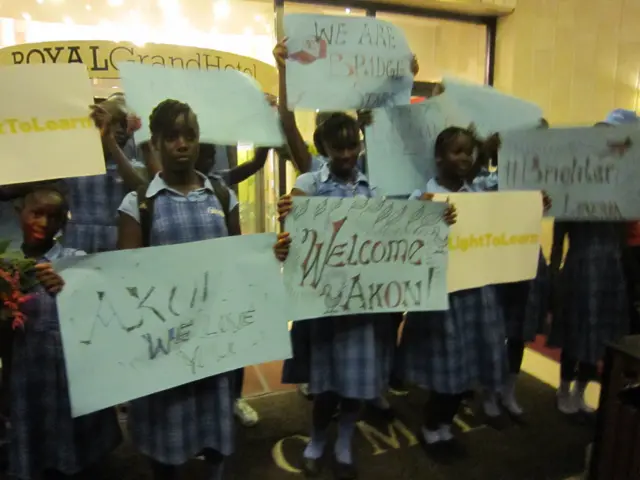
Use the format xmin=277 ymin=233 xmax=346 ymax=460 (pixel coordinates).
xmin=9 ymin=181 xmax=122 ymax=480
xmin=63 ymin=97 xmax=146 ymax=254
xmin=548 ymin=113 xmax=634 ymax=416
xmin=397 ymin=126 xmax=513 ymax=462
xmin=117 ymin=99 xmax=240 ymax=480
xmin=274 ymin=113 xmax=456 ymax=478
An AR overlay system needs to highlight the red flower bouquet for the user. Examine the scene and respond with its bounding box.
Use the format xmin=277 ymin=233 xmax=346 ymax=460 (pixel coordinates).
xmin=0 ymin=240 xmax=37 ymax=330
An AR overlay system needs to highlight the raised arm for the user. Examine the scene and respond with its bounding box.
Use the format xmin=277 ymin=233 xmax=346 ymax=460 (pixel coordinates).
xmin=273 ymin=41 xmax=313 ymax=174
xmin=224 ymin=148 xmax=270 ymax=186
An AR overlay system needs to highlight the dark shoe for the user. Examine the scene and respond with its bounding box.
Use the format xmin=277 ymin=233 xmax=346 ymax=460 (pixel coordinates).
xmin=302 ymin=457 xmax=322 ymax=477
xmin=334 ymin=460 xmax=357 ymax=479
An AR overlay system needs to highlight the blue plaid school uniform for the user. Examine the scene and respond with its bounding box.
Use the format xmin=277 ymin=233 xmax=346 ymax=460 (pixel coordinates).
xmin=127 ymin=175 xmax=235 ymax=465
xmin=64 ymin=147 xmax=140 ymax=253
xmin=547 ymin=222 xmax=628 ymax=364
xmin=281 ymin=165 xmax=396 ymax=400
xmin=9 ymin=244 xmax=121 ymax=480
xmin=499 ymin=251 xmax=550 ymax=342
xmin=397 ymin=174 xmax=507 ymax=394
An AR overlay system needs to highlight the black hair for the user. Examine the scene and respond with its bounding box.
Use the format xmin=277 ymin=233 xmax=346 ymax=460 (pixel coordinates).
xmin=595 ymin=122 xmax=612 ymax=128
xmin=149 ymin=99 xmax=194 ymax=139
xmin=434 ymin=126 xmax=476 ymax=159
xmin=199 ymin=143 xmax=217 ymax=160
xmin=313 ymin=113 xmax=360 ymax=157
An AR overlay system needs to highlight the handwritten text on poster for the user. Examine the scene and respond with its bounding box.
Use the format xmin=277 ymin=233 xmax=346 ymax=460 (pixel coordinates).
xmin=499 ymin=127 xmax=640 ymax=220
xmin=56 ymin=234 xmax=291 ymax=417
xmin=284 ymin=14 xmax=413 ymax=110
xmin=283 ymin=197 xmax=450 ymax=320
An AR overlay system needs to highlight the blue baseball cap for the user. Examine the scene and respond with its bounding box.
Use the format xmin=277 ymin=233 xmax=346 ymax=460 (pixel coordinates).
xmin=604 ymin=108 xmax=639 ymax=125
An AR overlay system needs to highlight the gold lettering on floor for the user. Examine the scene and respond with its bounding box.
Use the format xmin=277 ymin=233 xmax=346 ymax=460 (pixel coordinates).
xmin=271 ymin=434 xmax=310 ymax=474
xmin=356 ymin=419 xmax=418 ymax=456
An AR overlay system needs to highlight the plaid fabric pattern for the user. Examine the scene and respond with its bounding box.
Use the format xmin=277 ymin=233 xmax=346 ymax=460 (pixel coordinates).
xmin=548 ymin=222 xmax=628 ymax=364
xmin=127 ymin=188 xmax=235 ymax=465
xmin=64 ymin=164 xmax=130 ymax=253
xmin=10 ymin=253 xmax=121 ymax=479
xmin=283 ymin=314 xmax=397 ymax=400
xmin=397 ymin=286 xmax=507 ymax=394
xmin=499 ymin=251 xmax=550 ymax=342
xmin=282 ymin=170 xmax=395 ymax=400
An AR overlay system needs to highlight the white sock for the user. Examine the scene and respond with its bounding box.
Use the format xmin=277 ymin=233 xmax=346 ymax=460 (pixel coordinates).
xmin=557 ymin=382 xmax=578 ymax=414
xmin=482 ymin=392 xmax=501 ymax=418
xmin=572 ymin=381 xmax=595 ymax=413
xmin=502 ymin=374 xmax=523 ymax=415
xmin=421 ymin=427 xmax=441 ymax=444
xmin=558 ymin=380 xmax=572 ymax=397
xmin=439 ymin=424 xmax=454 ymax=442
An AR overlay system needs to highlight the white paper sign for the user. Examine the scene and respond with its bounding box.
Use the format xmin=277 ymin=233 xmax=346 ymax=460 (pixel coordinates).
xmin=118 ymin=62 xmax=284 ymax=146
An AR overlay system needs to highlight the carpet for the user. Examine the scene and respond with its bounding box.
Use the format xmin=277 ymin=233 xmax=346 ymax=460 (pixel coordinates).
xmin=1 ymin=373 xmax=592 ymax=480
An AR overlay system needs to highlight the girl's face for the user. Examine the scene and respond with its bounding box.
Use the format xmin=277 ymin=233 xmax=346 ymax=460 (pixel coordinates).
xmin=19 ymin=191 xmax=66 ymax=247
xmin=437 ymin=132 xmax=475 ymax=178
xmin=323 ymin=128 xmax=361 ymax=177
xmin=155 ymin=111 xmax=200 ymax=173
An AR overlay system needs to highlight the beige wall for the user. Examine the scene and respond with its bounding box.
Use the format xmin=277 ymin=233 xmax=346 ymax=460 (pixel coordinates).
xmin=494 ymin=0 xmax=640 ymax=125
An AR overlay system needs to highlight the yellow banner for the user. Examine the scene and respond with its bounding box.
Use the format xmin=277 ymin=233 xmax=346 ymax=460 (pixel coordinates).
xmin=434 ymin=191 xmax=543 ymax=293
xmin=0 ymin=40 xmax=277 ymax=94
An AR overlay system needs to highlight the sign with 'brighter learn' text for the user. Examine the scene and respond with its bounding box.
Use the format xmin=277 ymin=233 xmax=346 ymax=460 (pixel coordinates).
xmin=0 ymin=63 xmax=105 ymax=185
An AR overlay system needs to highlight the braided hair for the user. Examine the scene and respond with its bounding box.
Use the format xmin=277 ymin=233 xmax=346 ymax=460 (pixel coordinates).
xmin=149 ymin=99 xmax=195 ymax=140
xmin=313 ymin=112 xmax=360 ymax=158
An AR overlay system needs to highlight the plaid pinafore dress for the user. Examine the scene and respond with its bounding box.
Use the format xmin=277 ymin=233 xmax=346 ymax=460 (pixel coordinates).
xmin=281 ymin=167 xmax=396 ymax=400
xmin=9 ymin=244 xmax=122 ymax=479
xmin=127 ymin=183 xmax=235 ymax=465
xmin=397 ymin=175 xmax=507 ymax=394
xmin=498 ymin=251 xmax=550 ymax=342
xmin=64 ymin=143 xmax=140 ymax=254
xmin=548 ymin=222 xmax=628 ymax=364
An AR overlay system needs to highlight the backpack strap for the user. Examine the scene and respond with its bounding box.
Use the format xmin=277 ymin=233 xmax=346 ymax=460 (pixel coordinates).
xmin=209 ymin=176 xmax=238 ymax=235
xmin=136 ymin=184 xmax=155 ymax=248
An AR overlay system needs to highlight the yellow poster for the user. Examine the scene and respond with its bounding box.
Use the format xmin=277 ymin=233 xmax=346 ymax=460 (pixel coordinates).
xmin=0 ymin=63 xmax=105 ymax=185
xmin=435 ymin=191 xmax=543 ymax=293
xmin=0 ymin=40 xmax=277 ymax=95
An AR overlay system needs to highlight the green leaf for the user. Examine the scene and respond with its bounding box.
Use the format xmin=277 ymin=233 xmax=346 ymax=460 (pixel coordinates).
xmin=0 ymin=239 xmax=10 ymax=255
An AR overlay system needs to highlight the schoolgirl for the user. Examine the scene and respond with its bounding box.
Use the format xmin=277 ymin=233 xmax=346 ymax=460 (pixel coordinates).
xmin=117 ymin=99 xmax=239 ymax=480
xmin=397 ymin=126 xmax=521 ymax=462
xmin=494 ymin=119 xmax=551 ymax=418
xmin=9 ymin=181 xmax=121 ymax=479
xmin=272 ymin=40 xmax=418 ymax=175
xmin=63 ymin=97 xmax=145 ymax=253
xmin=548 ymin=111 xmax=634 ymax=415
xmin=274 ymin=113 xmax=454 ymax=478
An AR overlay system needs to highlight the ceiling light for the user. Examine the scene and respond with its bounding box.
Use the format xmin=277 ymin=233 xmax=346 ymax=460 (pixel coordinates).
xmin=21 ymin=12 xmax=31 ymax=21
xmin=36 ymin=0 xmax=44 ymax=4
xmin=85 ymin=4 xmax=92 ymax=10
xmin=213 ymin=0 xmax=230 ymax=20
xmin=63 ymin=16 xmax=73 ymax=24
xmin=345 ymin=8 xmax=351 ymax=13
xmin=107 ymin=0 xmax=124 ymax=6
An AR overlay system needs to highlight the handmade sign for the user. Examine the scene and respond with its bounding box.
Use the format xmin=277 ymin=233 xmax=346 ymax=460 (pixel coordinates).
xmin=283 ymin=197 xmax=449 ymax=320
xmin=441 ymin=76 xmax=543 ymax=137
xmin=365 ymin=94 xmax=470 ymax=196
xmin=56 ymin=234 xmax=291 ymax=417
xmin=118 ymin=62 xmax=284 ymax=146
xmin=499 ymin=126 xmax=640 ymax=220
xmin=284 ymin=14 xmax=413 ymax=110
xmin=434 ymin=191 xmax=543 ymax=292
xmin=0 ymin=63 xmax=105 ymax=185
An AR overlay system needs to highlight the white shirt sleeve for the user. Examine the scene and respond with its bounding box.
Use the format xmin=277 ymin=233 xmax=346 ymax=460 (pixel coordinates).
xmin=408 ymin=189 xmax=422 ymax=200
xmin=293 ymin=173 xmax=318 ymax=195
xmin=118 ymin=191 xmax=141 ymax=223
